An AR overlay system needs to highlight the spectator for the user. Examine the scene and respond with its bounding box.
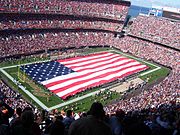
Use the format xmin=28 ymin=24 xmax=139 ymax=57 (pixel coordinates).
xmin=109 ymin=110 xmax=125 ymax=135
xmin=63 ymin=110 xmax=75 ymax=133
xmin=0 ymin=1 xmax=129 ymax=21
xmin=49 ymin=115 xmax=65 ymax=135
xmin=0 ymin=100 xmax=14 ymax=126
xmin=10 ymin=107 xmax=22 ymax=127
xmin=68 ymin=102 xmax=112 ymax=135
xmin=11 ymin=109 xmax=41 ymax=135
xmin=0 ymin=111 xmax=10 ymax=135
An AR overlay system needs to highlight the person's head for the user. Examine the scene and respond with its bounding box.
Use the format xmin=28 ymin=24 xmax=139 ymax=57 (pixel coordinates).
xmin=23 ymin=107 xmax=33 ymax=112
xmin=116 ymin=109 xmax=125 ymax=122
xmin=55 ymin=115 xmax=63 ymax=121
xmin=49 ymin=120 xmax=65 ymax=135
xmin=16 ymin=107 xmax=22 ymax=117
xmin=21 ymin=110 xmax=34 ymax=127
xmin=89 ymin=102 xmax=105 ymax=120
xmin=66 ymin=110 xmax=72 ymax=117
xmin=45 ymin=118 xmax=52 ymax=126
xmin=81 ymin=112 xmax=87 ymax=118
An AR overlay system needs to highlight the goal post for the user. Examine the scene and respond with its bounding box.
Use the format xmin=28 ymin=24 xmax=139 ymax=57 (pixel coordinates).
xmin=18 ymin=61 xmax=26 ymax=82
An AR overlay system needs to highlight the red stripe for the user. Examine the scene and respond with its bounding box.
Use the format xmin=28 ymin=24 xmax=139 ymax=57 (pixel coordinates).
xmin=52 ymin=64 xmax=145 ymax=94
xmin=64 ymin=53 xmax=117 ymax=66
xmin=61 ymin=66 xmax=148 ymax=99
xmin=75 ymin=58 xmax=135 ymax=72
xmin=57 ymin=52 xmax=109 ymax=63
xmin=69 ymin=57 xmax=129 ymax=72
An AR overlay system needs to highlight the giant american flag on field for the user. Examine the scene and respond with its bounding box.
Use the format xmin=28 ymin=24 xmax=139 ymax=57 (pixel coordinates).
xmin=20 ymin=52 xmax=148 ymax=99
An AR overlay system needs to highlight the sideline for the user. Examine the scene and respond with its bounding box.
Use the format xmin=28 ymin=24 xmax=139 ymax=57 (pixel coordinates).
xmin=140 ymin=67 xmax=161 ymax=76
xmin=0 ymin=68 xmax=49 ymax=110
xmin=48 ymin=88 xmax=106 ymax=110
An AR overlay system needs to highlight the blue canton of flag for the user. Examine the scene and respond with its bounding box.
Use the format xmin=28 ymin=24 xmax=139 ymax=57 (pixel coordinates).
xmin=20 ymin=61 xmax=75 ymax=83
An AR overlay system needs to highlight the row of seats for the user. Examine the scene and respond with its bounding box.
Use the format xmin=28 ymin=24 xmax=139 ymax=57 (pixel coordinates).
xmin=128 ymin=15 xmax=180 ymax=49
xmin=0 ymin=0 xmax=130 ymax=21
xmin=0 ymin=31 xmax=118 ymax=58
xmin=0 ymin=15 xmax=122 ymax=31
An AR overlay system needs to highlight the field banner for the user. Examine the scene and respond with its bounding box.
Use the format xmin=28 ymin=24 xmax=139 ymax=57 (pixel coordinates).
xmin=21 ymin=52 xmax=148 ymax=99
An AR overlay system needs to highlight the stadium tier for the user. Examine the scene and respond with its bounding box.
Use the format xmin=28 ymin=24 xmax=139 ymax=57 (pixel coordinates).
xmin=0 ymin=13 xmax=122 ymax=31
xmin=0 ymin=0 xmax=130 ymax=21
xmin=128 ymin=15 xmax=180 ymax=49
xmin=0 ymin=31 xmax=117 ymax=58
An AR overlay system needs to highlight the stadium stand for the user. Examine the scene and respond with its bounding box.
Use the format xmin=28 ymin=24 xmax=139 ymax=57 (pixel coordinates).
xmin=127 ymin=15 xmax=180 ymax=49
xmin=0 ymin=13 xmax=123 ymax=31
xmin=108 ymin=36 xmax=179 ymax=113
xmin=0 ymin=30 xmax=116 ymax=58
xmin=0 ymin=0 xmax=180 ymax=135
xmin=0 ymin=38 xmax=179 ymax=134
xmin=0 ymin=0 xmax=131 ymax=58
xmin=0 ymin=0 xmax=130 ymax=21
xmin=0 ymin=34 xmax=179 ymax=106
xmin=0 ymin=80 xmax=33 ymax=110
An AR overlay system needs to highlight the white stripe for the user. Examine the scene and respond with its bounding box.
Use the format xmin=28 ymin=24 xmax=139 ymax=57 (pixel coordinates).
xmin=57 ymin=65 xmax=147 ymax=97
xmin=48 ymin=61 xmax=141 ymax=90
xmin=67 ymin=54 xmax=119 ymax=67
xmin=73 ymin=59 xmax=132 ymax=73
xmin=60 ymin=52 xmax=113 ymax=64
xmin=41 ymin=59 xmax=134 ymax=85
xmin=72 ymin=56 xmax=124 ymax=71
xmin=66 ymin=54 xmax=120 ymax=67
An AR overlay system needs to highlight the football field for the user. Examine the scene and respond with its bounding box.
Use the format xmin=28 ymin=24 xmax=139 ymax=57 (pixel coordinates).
xmin=0 ymin=47 xmax=170 ymax=112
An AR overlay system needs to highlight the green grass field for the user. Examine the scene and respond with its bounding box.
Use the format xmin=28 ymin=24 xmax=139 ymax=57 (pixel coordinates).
xmin=0 ymin=47 xmax=170 ymax=112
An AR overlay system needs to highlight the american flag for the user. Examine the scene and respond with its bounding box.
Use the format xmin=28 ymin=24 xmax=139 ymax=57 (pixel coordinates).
xmin=21 ymin=52 xmax=148 ymax=99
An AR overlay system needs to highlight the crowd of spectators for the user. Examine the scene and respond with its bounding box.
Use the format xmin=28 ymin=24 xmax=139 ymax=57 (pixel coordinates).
xmin=0 ymin=3 xmax=179 ymax=132
xmin=0 ymin=80 xmax=32 ymax=110
xmin=0 ymin=31 xmax=116 ymax=58
xmin=107 ymin=36 xmax=179 ymax=114
xmin=0 ymin=99 xmax=179 ymax=135
xmin=0 ymin=0 xmax=129 ymax=21
xmin=127 ymin=15 xmax=180 ymax=49
xmin=0 ymin=15 xmax=122 ymax=31
xmin=0 ymin=35 xmax=179 ymax=134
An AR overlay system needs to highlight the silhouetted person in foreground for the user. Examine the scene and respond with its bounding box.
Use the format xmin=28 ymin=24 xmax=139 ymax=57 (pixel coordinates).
xmin=68 ymin=102 xmax=112 ymax=135
xmin=63 ymin=109 xmax=74 ymax=133
xmin=49 ymin=115 xmax=65 ymax=135
xmin=11 ymin=109 xmax=41 ymax=135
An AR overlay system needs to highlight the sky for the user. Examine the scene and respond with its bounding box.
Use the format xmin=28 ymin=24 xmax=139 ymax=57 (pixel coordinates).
xmin=130 ymin=0 xmax=180 ymax=9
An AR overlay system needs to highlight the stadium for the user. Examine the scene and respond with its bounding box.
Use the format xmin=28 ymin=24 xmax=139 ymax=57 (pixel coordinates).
xmin=0 ymin=0 xmax=179 ymax=135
